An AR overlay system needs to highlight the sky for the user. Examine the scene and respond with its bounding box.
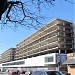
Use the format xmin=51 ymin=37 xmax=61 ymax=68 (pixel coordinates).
xmin=0 ymin=0 xmax=75 ymax=54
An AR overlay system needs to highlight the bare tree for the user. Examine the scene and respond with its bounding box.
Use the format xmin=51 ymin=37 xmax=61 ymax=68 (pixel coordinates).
xmin=0 ymin=0 xmax=73 ymax=29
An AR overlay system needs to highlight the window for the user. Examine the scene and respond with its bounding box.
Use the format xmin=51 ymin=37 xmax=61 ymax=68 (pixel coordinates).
xmin=2 ymin=61 xmax=25 ymax=66
xmin=45 ymin=56 xmax=54 ymax=62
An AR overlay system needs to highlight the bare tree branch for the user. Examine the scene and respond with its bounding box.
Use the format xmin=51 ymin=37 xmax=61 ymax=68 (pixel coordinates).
xmin=65 ymin=0 xmax=75 ymax=4
xmin=0 ymin=0 xmax=74 ymax=29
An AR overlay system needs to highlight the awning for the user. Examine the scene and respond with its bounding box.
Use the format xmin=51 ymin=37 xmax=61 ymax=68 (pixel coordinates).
xmin=63 ymin=58 xmax=75 ymax=65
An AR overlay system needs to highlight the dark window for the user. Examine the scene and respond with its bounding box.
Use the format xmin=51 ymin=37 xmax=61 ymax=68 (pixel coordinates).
xmin=2 ymin=61 xmax=25 ymax=66
xmin=45 ymin=56 xmax=54 ymax=62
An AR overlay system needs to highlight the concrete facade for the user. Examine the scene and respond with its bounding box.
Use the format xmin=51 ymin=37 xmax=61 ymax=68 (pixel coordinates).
xmin=1 ymin=48 xmax=16 ymax=63
xmin=0 ymin=54 xmax=2 ymax=64
xmin=15 ymin=18 xmax=73 ymax=60
xmin=0 ymin=18 xmax=74 ymax=71
xmin=0 ymin=53 xmax=67 ymax=71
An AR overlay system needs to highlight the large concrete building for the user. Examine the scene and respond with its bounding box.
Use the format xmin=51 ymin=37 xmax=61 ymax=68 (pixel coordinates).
xmin=0 ymin=18 xmax=74 ymax=71
xmin=15 ymin=18 xmax=73 ymax=60
xmin=1 ymin=48 xmax=16 ymax=63
xmin=0 ymin=54 xmax=2 ymax=64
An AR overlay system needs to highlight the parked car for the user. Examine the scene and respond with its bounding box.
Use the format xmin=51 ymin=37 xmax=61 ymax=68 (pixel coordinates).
xmin=59 ymin=71 xmax=71 ymax=75
xmin=25 ymin=70 xmax=32 ymax=75
xmin=8 ymin=70 xmax=20 ymax=75
xmin=12 ymin=71 xmax=19 ymax=75
xmin=31 ymin=70 xmax=71 ymax=75
xmin=20 ymin=70 xmax=26 ymax=74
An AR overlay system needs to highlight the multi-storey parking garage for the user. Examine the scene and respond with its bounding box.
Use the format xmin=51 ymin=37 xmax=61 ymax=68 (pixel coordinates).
xmin=15 ymin=18 xmax=73 ymax=60
xmin=0 ymin=18 xmax=74 ymax=71
xmin=1 ymin=48 xmax=16 ymax=63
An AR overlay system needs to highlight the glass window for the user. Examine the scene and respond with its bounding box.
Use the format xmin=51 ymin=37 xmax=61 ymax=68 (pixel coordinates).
xmin=2 ymin=61 xmax=25 ymax=66
xmin=45 ymin=56 xmax=54 ymax=62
